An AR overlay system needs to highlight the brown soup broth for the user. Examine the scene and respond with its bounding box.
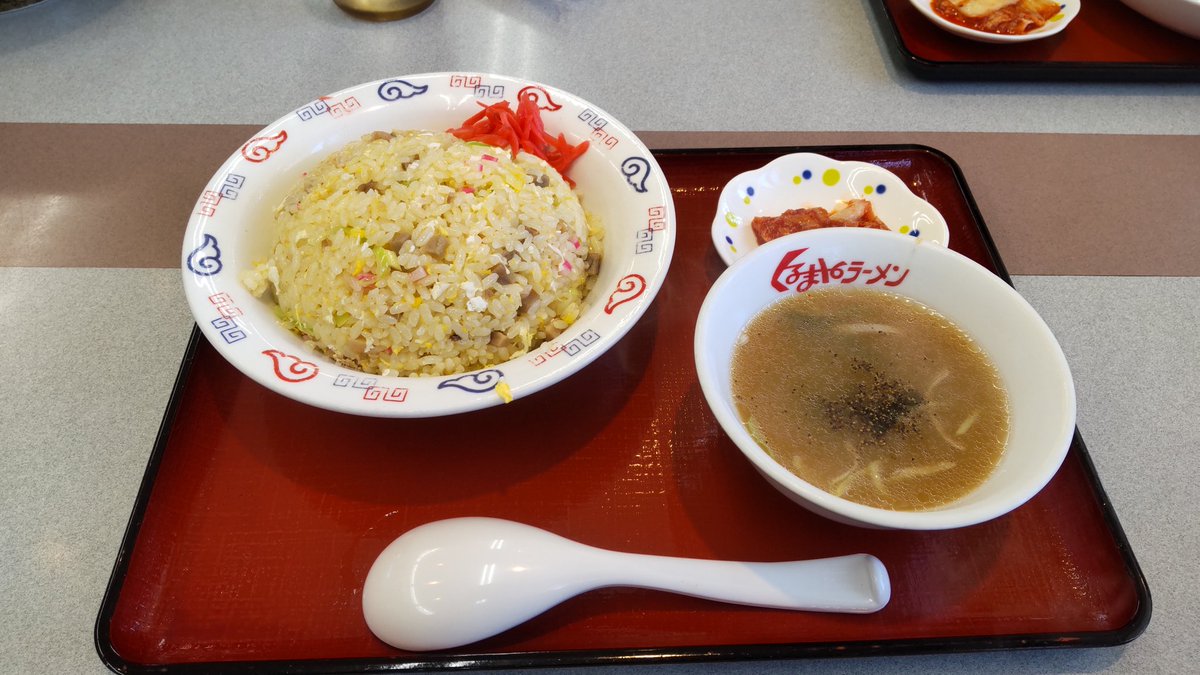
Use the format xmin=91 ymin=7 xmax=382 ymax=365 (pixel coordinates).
xmin=730 ymin=288 xmax=1009 ymax=511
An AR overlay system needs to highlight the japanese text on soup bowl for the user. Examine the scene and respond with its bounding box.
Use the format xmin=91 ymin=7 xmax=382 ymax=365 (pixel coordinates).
xmin=770 ymin=247 xmax=910 ymax=293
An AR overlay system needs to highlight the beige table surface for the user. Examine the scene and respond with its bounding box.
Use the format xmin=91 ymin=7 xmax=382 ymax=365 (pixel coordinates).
xmin=1 ymin=1 xmax=1197 ymax=674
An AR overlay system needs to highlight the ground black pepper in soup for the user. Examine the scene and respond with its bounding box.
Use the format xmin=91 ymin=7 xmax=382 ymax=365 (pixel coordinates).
xmin=730 ymin=287 xmax=1009 ymax=511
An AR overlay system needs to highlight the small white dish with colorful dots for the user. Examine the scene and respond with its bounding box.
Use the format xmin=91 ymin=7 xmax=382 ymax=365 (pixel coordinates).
xmin=711 ymin=153 xmax=950 ymax=266
xmin=906 ymin=1 xmax=1079 ymax=44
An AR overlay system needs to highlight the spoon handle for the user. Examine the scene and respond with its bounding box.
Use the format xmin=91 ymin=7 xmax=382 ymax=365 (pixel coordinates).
xmin=593 ymin=550 xmax=890 ymax=613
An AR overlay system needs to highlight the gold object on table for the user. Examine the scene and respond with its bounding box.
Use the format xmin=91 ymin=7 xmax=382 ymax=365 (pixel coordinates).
xmin=333 ymin=0 xmax=436 ymax=21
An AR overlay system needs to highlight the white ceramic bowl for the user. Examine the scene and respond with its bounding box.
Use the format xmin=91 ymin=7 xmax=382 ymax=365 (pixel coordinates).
xmin=711 ymin=153 xmax=949 ymax=266
xmin=181 ymin=73 xmax=674 ymax=417
xmin=1120 ymin=0 xmax=1200 ymax=39
xmin=908 ymin=0 xmax=1079 ymax=43
xmin=694 ymin=228 xmax=1076 ymax=530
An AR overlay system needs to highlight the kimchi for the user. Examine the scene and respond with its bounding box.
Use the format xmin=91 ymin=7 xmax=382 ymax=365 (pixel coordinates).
xmin=750 ymin=199 xmax=887 ymax=245
xmin=931 ymin=0 xmax=1062 ymax=35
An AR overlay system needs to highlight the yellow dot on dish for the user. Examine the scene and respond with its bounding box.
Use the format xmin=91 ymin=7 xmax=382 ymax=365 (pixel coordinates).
xmin=743 ymin=196 xmax=751 ymax=205
xmin=725 ymin=212 xmax=740 ymax=228
xmin=730 ymin=246 xmax=737 ymax=253
xmin=792 ymin=175 xmax=802 ymax=184
xmin=1050 ymin=13 xmax=1063 ymax=21
xmin=863 ymin=185 xmax=874 ymax=195
xmin=822 ymin=169 xmax=840 ymax=186
xmin=899 ymin=225 xmax=910 ymax=234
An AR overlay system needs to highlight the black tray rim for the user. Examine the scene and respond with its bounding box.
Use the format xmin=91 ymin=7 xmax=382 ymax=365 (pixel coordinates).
xmin=870 ymin=0 xmax=1200 ymax=82
xmin=95 ymin=143 xmax=1152 ymax=674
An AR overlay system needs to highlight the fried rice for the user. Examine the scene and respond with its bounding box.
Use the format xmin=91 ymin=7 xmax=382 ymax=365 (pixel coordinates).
xmin=242 ymin=130 xmax=602 ymax=376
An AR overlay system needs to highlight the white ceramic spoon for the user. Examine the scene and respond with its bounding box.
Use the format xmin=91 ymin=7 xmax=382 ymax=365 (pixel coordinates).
xmin=362 ymin=517 xmax=891 ymax=651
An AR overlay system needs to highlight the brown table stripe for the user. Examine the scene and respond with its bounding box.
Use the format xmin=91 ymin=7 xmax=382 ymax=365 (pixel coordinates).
xmin=1 ymin=124 xmax=1196 ymax=275
xmin=1 ymin=124 xmax=258 ymax=270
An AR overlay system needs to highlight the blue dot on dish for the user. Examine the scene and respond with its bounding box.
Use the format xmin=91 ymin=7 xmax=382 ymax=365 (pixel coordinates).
xmin=909 ymin=229 xmax=920 ymax=238
xmin=877 ymin=184 xmax=887 ymax=194
xmin=746 ymin=186 xmax=755 ymax=197
xmin=802 ymin=170 xmax=813 ymax=180
xmin=725 ymin=235 xmax=733 ymax=245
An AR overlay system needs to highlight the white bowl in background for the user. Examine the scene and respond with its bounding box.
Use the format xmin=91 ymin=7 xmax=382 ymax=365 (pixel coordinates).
xmin=1120 ymin=0 xmax=1200 ymax=39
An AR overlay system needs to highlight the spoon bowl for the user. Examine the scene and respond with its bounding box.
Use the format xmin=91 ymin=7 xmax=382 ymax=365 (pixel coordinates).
xmin=362 ymin=517 xmax=890 ymax=651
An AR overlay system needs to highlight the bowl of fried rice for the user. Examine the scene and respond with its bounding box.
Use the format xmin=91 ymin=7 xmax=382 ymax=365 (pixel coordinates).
xmin=181 ymin=73 xmax=674 ymax=417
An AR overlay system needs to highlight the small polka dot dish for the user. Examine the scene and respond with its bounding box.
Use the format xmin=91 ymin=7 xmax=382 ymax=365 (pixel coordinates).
xmin=711 ymin=152 xmax=950 ymax=266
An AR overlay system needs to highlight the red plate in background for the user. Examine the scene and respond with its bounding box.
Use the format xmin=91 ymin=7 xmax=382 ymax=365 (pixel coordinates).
xmin=874 ymin=0 xmax=1200 ymax=80
xmin=96 ymin=146 xmax=1150 ymax=673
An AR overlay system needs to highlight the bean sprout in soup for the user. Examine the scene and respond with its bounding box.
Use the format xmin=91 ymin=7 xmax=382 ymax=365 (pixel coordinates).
xmin=731 ymin=288 xmax=1009 ymax=511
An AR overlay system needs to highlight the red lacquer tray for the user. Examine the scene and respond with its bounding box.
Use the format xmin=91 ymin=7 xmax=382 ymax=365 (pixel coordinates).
xmin=96 ymin=146 xmax=1150 ymax=674
xmin=873 ymin=0 xmax=1200 ymax=80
